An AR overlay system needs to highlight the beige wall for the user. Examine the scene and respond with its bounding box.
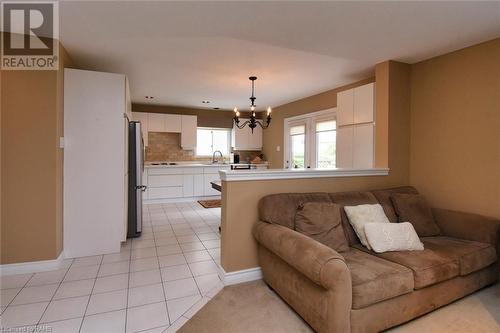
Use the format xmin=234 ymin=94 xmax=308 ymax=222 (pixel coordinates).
xmin=0 ymin=41 xmax=73 ymax=264
xmin=262 ymin=77 xmax=375 ymax=168
xmin=409 ymin=38 xmax=500 ymax=218
xmin=221 ymin=61 xmax=411 ymax=272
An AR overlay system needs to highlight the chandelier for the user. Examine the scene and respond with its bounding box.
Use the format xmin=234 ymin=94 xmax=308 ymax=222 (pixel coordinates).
xmin=233 ymin=76 xmax=272 ymax=133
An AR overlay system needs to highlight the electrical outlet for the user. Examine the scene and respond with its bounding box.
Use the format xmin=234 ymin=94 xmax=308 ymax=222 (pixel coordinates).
xmin=276 ymin=145 xmax=281 ymax=152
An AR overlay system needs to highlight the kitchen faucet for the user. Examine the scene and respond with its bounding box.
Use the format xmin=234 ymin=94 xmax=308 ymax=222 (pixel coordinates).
xmin=212 ymin=150 xmax=223 ymax=164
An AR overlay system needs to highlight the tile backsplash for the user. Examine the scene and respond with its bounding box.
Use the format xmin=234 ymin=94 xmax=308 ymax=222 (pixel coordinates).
xmin=145 ymin=132 xmax=208 ymax=162
xmin=145 ymin=132 xmax=264 ymax=163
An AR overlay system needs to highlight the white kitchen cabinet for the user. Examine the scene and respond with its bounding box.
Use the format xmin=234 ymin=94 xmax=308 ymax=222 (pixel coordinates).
xmin=131 ymin=112 xmax=149 ymax=146
xmin=353 ymin=83 xmax=375 ymax=124
xmin=148 ymin=187 xmax=183 ymax=199
xmin=181 ymin=115 xmax=197 ymax=149
xmin=144 ymin=166 xmax=226 ymax=201
xmin=353 ymin=123 xmax=374 ymax=168
xmin=336 ymin=124 xmax=374 ymax=168
xmin=148 ymin=174 xmax=183 ymax=187
xmin=337 ymin=82 xmax=375 ymax=126
xmin=64 ymin=69 xmax=128 ymax=258
xmin=148 ymin=113 xmax=165 ymax=132
xmin=193 ymin=174 xmax=204 ymax=196
xmin=183 ymin=175 xmax=194 ymax=197
xmin=232 ymin=119 xmax=263 ymax=150
xmin=204 ymin=173 xmax=220 ymax=196
xmin=337 ymin=89 xmax=354 ymax=126
xmin=336 ymin=126 xmax=354 ymax=168
xmin=147 ymin=113 xmax=182 ymax=133
xmin=165 ymin=114 xmax=182 ymax=132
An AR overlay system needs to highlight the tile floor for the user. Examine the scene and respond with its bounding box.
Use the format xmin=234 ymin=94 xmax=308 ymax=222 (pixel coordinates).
xmin=0 ymin=202 xmax=223 ymax=333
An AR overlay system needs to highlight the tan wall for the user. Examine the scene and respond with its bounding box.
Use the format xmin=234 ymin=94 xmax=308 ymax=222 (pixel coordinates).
xmin=409 ymin=38 xmax=500 ymax=218
xmin=221 ymin=61 xmax=411 ymax=272
xmin=262 ymin=77 xmax=375 ymax=168
xmin=0 ymin=41 xmax=73 ymax=264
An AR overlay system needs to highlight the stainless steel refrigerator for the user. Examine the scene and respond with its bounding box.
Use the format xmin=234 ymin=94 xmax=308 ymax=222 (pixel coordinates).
xmin=128 ymin=121 xmax=146 ymax=238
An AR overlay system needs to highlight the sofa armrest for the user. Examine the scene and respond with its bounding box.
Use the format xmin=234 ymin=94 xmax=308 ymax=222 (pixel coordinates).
xmin=432 ymin=208 xmax=500 ymax=245
xmin=253 ymin=221 xmax=349 ymax=290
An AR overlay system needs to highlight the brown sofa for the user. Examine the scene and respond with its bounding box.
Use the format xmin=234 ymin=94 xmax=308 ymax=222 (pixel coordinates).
xmin=253 ymin=186 xmax=499 ymax=333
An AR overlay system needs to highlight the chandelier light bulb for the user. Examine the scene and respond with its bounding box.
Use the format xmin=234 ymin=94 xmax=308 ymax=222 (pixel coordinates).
xmin=267 ymin=107 xmax=272 ymax=115
xmin=250 ymin=105 xmax=255 ymax=111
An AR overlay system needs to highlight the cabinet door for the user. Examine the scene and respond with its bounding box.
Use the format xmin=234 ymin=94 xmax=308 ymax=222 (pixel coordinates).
xmin=336 ymin=126 xmax=353 ymax=168
xmin=353 ymin=123 xmax=374 ymax=168
xmin=181 ymin=115 xmax=197 ymax=150
xmin=337 ymin=89 xmax=354 ymax=126
xmin=204 ymin=174 xmax=220 ymax=196
xmin=183 ymin=174 xmax=194 ymax=197
xmin=193 ymin=174 xmax=204 ymax=196
xmin=164 ymin=114 xmax=182 ymax=133
xmin=232 ymin=120 xmax=248 ymax=150
xmin=247 ymin=124 xmax=262 ymax=150
xmin=148 ymin=113 xmax=165 ymax=132
xmin=353 ymin=83 xmax=375 ymax=124
xmin=132 ymin=112 xmax=149 ymax=146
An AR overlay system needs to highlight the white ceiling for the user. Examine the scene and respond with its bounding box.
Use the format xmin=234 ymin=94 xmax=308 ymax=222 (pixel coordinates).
xmin=59 ymin=1 xmax=500 ymax=110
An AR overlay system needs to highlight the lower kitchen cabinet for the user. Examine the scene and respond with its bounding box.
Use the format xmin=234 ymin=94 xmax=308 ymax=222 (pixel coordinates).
xmin=144 ymin=165 xmax=228 ymax=201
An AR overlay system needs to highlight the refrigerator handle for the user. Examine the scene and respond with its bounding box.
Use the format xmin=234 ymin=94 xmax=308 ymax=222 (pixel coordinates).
xmin=136 ymin=185 xmax=147 ymax=192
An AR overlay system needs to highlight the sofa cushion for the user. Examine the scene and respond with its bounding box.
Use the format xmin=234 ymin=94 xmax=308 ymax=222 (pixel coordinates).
xmin=391 ymin=193 xmax=441 ymax=236
xmin=364 ymin=222 xmax=424 ymax=253
xmin=343 ymin=248 xmax=414 ymax=309
xmin=344 ymin=204 xmax=390 ymax=250
xmin=329 ymin=191 xmax=379 ymax=246
xmin=421 ymin=236 xmax=497 ymax=276
xmin=258 ymin=193 xmax=331 ymax=229
xmin=353 ymin=244 xmax=459 ymax=289
xmin=295 ymin=202 xmax=349 ymax=253
xmin=371 ymin=186 xmax=419 ymax=223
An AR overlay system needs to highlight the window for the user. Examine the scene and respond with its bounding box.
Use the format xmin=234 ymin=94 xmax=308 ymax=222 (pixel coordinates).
xmin=284 ymin=109 xmax=336 ymax=169
xmin=315 ymin=120 xmax=336 ymax=168
xmin=196 ymin=128 xmax=230 ymax=156
xmin=290 ymin=125 xmax=306 ymax=169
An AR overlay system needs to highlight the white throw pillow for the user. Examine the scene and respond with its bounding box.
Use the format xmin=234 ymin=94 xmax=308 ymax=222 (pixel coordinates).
xmin=343 ymin=204 xmax=390 ymax=249
xmin=364 ymin=222 xmax=424 ymax=253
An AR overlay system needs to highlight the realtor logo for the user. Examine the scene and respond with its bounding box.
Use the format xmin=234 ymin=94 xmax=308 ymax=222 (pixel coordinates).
xmin=1 ymin=1 xmax=59 ymax=70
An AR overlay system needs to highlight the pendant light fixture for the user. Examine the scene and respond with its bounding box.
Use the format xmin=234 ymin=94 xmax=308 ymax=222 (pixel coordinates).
xmin=233 ymin=76 xmax=272 ymax=133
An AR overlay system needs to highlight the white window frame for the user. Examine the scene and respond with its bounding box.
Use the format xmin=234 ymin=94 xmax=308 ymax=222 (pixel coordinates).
xmin=283 ymin=108 xmax=337 ymax=169
xmin=195 ymin=127 xmax=231 ymax=157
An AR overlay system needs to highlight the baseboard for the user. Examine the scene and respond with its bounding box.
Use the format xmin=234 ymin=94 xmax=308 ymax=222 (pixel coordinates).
xmin=217 ymin=265 xmax=262 ymax=285
xmin=144 ymin=195 xmax=221 ymax=204
xmin=0 ymin=252 xmax=66 ymax=276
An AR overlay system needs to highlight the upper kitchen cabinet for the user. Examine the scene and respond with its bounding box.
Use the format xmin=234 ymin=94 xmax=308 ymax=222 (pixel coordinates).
xmin=181 ymin=115 xmax=197 ymax=150
xmin=165 ymin=114 xmax=182 ymax=132
xmin=131 ymin=112 xmax=149 ymax=146
xmin=337 ymin=82 xmax=375 ymax=126
xmin=232 ymin=118 xmax=263 ymax=150
xmin=147 ymin=113 xmax=182 ymax=133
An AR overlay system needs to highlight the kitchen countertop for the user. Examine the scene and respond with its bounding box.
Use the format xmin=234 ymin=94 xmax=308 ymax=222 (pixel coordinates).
xmin=144 ymin=161 xmax=268 ymax=168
